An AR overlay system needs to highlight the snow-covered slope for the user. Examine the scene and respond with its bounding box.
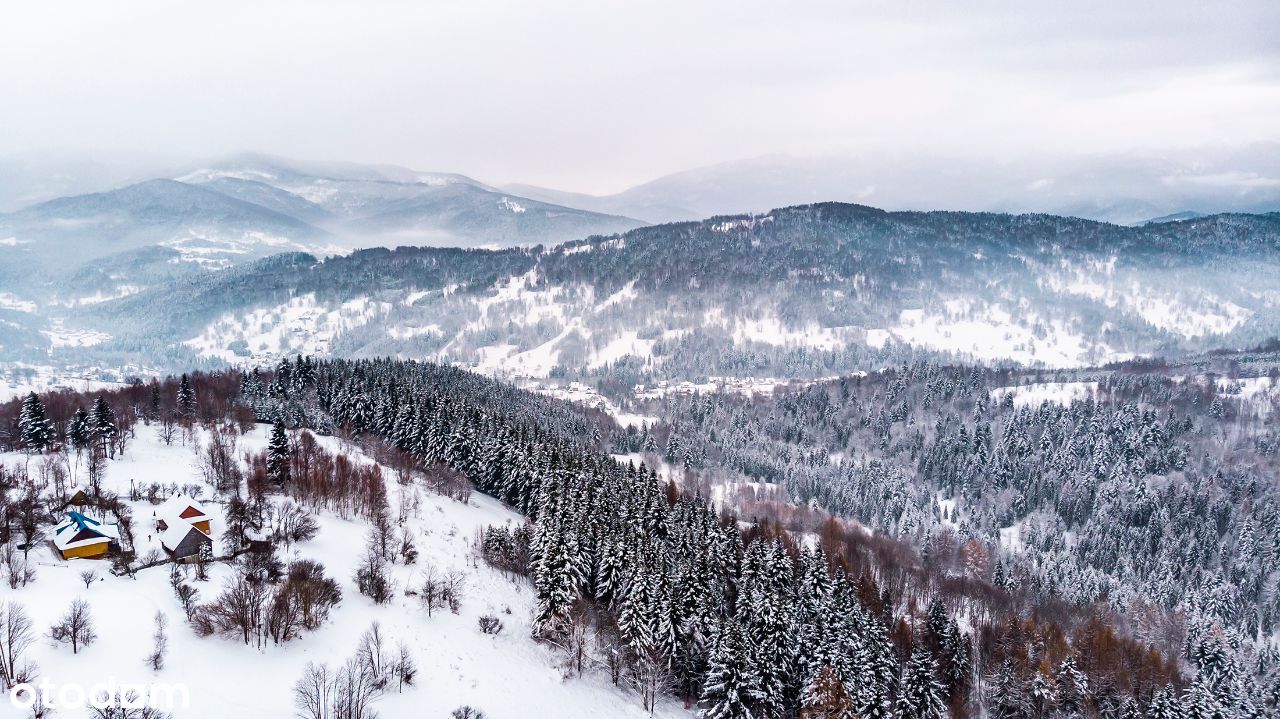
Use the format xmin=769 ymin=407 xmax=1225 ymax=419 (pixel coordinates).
xmin=0 ymin=424 xmax=692 ymax=719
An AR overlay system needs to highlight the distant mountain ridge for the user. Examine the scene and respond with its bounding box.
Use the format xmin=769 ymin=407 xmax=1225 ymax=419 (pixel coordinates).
xmin=506 ymin=146 xmax=1280 ymax=225
xmin=171 ymin=153 xmax=644 ymax=247
xmin=0 ymin=153 xmax=643 ymax=309
xmin=41 ymin=203 xmax=1280 ymax=382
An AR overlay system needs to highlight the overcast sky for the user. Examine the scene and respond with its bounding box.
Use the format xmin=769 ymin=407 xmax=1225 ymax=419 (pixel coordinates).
xmin=1 ymin=0 xmax=1276 ymax=193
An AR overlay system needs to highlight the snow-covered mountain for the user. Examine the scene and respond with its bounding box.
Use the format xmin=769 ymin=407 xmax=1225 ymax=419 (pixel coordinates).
xmin=8 ymin=202 xmax=1273 ymax=394
xmin=509 ymin=146 xmax=1280 ymax=225
xmin=0 ymin=155 xmax=643 ymax=367
xmin=173 ymin=153 xmax=642 ymax=248
xmin=0 ymin=178 xmax=331 ymax=263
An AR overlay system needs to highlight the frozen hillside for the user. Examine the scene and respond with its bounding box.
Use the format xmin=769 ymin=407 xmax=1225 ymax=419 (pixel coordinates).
xmin=0 ymin=424 xmax=691 ymax=719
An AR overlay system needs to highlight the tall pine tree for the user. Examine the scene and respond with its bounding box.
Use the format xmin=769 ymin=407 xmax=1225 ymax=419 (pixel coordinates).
xmin=266 ymin=419 xmax=291 ymax=485
xmin=896 ymin=649 xmax=947 ymax=719
xmin=177 ymin=373 xmax=196 ymax=419
xmin=89 ymin=396 xmax=117 ymax=458
xmin=18 ymin=392 xmax=54 ymax=453
xmin=701 ymin=619 xmax=762 ymax=719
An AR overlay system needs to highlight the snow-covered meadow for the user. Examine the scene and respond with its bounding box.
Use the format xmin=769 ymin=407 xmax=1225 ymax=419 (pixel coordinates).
xmin=0 ymin=424 xmax=692 ymax=719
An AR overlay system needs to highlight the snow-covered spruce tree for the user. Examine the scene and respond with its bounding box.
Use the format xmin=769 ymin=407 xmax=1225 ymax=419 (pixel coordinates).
xmin=1029 ymin=665 xmax=1057 ymax=717
xmin=895 ymin=648 xmax=947 ymax=719
xmin=855 ymin=615 xmax=897 ymax=719
xmin=985 ymin=659 xmax=1031 ymax=719
xmin=68 ymin=405 xmax=91 ymax=453
xmin=272 ymin=356 xmax=293 ymax=397
xmin=700 ymin=619 xmax=763 ymax=719
xmin=148 ymin=382 xmax=162 ymax=421
xmin=737 ymin=539 xmax=796 ymax=718
xmin=530 ymin=516 xmax=586 ymax=638
xmin=267 ymin=419 xmax=291 ymax=485
xmin=18 ymin=392 xmax=54 ymax=454
xmin=1145 ymin=685 xmax=1181 ymax=719
xmin=89 ymin=395 xmax=117 ymax=458
xmin=177 ymin=373 xmax=197 ymax=419
xmin=1054 ymin=654 xmax=1089 ymax=717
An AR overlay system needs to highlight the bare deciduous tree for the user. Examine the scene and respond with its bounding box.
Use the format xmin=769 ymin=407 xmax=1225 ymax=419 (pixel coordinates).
xmin=0 ymin=601 xmax=36 ymax=690
xmin=293 ymin=654 xmax=381 ymax=719
xmin=356 ymin=622 xmax=390 ymax=690
xmin=394 ymin=642 xmax=416 ymax=692
xmin=419 ymin=564 xmax=465 ymax=616
xmin=293 ymin=662 xmax=331 ymax=719
xmin=50 ymin=598 xmax=97 ymax=654
xmin=562 ymin=600 xmax=592 ymax=677
xmin=1 ymin=544 xmax=36 ymax=589
xmin=147 ymin=611 xmax=168 ymax=671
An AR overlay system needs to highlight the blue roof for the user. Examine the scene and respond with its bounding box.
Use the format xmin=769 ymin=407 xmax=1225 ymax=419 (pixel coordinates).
xmin=66 ymin=511 xmax=105 ymax=533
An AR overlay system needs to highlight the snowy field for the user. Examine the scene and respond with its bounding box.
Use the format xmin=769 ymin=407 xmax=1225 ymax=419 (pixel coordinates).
xmin=1043 ymin=261 xmax=1253 ymax=339
xmin=868 ymin=305 xmax=1127 ymax=368
xmin=0 ymin=425 xmax=692 ymax=719
xmin=184 ymin=294 xmax=393 ymax=365
xmin=0 ymin=365 xmax=132 ymax=403
xmin=1211 ymin=375 xmax=1280 ymax=417
xmin=989 ymin=380 xmax=1099 ymax=408
xmin=526 ymin=381 xmax=658 ymax=428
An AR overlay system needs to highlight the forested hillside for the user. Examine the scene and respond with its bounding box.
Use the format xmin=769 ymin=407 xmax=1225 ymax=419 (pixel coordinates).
xmin=243 ymin=356 xmax=1278 ymax=715
xmin=2 ymin=353 xmax=1278 ymax=716
xmin=22 ymin=204 xmax=1272 ymax=386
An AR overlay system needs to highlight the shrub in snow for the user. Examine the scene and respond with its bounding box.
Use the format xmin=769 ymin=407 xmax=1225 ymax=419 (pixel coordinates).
xmin=192 ymin=561 xmax=340 ymax=646
xmin=354 ymin=545 xmax=395 ymax=605
xmin=477 ymin=614 xmax=503 ymax=635
xmin=271 ymin=499 xmax=320 ymax=546
xmin=450 ymin=707 xmax=486 ymax=719
xmin=87 ymin=694 xmax=173 ymax=718
xmin=419 ymin=564 xmax=465 ymax=617
xmin=1 ymin=544 xmax=36 ymax=588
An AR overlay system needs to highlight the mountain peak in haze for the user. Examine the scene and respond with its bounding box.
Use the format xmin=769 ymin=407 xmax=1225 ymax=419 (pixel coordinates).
xmin=509 ymin=145 xmax=1280 ymax=225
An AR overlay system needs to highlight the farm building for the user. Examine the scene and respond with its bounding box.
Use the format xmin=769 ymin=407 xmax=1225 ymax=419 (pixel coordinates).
xmin=52 ymin=512 xmax=121 ymax=560
xmin=154 ymin=493 xmax=212 ymax=534
xmin=159 ymin=522 xmax=213 ymax=561
xmin=60 ymin=487 xmax=91 ymax=510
